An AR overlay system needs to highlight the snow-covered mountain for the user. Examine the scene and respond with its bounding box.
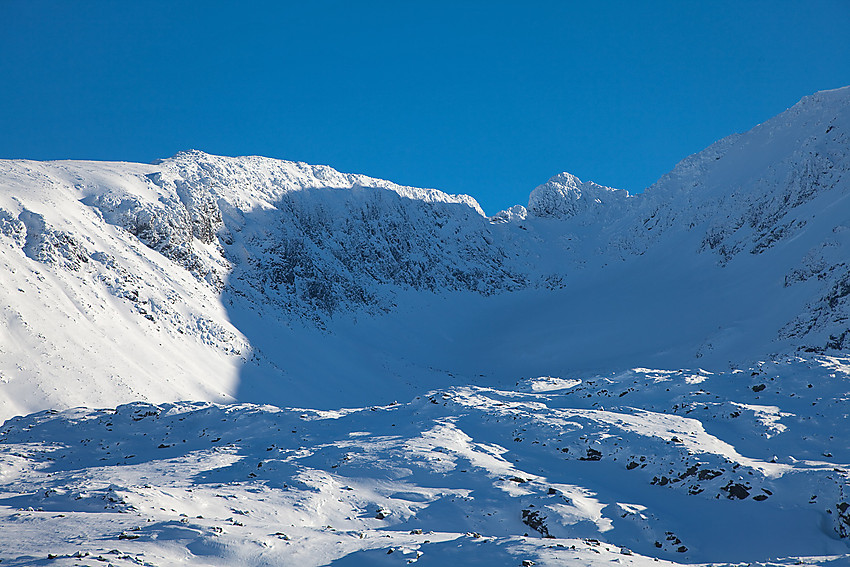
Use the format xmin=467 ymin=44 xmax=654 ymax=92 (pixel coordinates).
xmin=1 ymin=87 xmax=849 ymax=566
xmin=3 ymin=87 xmax=849 ymax=418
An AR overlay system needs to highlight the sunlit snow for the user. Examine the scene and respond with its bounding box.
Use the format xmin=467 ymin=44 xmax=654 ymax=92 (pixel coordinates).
xmin=0 ymin=87 xmax=849 ymax=565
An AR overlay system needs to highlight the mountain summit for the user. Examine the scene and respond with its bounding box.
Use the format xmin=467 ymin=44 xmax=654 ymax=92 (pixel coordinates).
xmin=526 ymin=171 xmax=630 ymax=219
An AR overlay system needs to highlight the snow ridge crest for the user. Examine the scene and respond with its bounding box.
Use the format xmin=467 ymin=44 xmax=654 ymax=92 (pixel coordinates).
xmin=158 ymin=150 xmax=486 ymax=216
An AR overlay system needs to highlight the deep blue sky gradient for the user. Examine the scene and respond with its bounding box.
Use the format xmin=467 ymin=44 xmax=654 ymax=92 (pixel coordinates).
xmin=2 ymin=1 xmax=849 ymax=214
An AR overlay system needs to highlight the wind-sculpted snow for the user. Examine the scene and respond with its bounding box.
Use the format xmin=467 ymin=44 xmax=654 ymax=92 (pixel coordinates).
xmin=0 ymin=358 xmax=848 ymax=565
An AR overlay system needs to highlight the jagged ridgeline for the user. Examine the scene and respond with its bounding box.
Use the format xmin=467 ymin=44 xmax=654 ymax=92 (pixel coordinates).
xmin=154 ymin=152 xmax=546 ymax=314
xmin=0 ymin=87 xmax=849 ymax=418
xmin=75 ymin=151 xmax=547 ymax=318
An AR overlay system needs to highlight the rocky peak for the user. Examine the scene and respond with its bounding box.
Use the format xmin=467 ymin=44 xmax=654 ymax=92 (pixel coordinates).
xmin=526 ymin=171 xmax=630 ymax=219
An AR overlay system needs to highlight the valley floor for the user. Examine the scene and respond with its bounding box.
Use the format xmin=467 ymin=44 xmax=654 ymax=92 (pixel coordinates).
xmin=1 ymin=357 xmax=849 ymax=566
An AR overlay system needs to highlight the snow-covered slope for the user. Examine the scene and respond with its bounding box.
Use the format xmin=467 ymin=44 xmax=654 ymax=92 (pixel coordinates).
xmin=1 ymin=87 xmax=849 ymax=565
xmin=0 ymin=159 xmax=245 ymax=420
xmin=1 ymin=357 xmax=849 ymax=566
xmin=0 ymin=150 xmax=553 ymax=418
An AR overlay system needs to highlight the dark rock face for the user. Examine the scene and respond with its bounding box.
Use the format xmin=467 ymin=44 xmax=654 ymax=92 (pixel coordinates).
xmin=580 ymin=448 xmax=603 ymax=461
xmin=521 ymin=508 xmax=551 ymax=538
xmin=837 ymin=502 xmax=850 ymax=538
xmin=721 ymin=481 xmax=751 ymax=500
xmin=697 ymin=469 xmax=722 ymax=481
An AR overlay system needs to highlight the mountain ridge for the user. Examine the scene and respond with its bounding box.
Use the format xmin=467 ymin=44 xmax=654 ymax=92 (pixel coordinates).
xmin=0 ymin=87 xmax=848 ymax=420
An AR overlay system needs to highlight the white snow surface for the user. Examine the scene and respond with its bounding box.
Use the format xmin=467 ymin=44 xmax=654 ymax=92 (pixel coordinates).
xmin=0 ymin=87 xmax=849 ymax=564
xmin=1 ymin=358 xmax=849 ymax=566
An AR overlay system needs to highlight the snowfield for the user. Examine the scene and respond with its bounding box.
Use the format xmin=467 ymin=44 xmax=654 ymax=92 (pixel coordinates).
xmin=1 ymin=358 xmax=849 ymax=565
xmin=0 ymin=87 xmax=849 ymax=565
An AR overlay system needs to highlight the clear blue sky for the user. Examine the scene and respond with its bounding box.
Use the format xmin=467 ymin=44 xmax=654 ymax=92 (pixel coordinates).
xmin=2 ymin=1 xmax=849 ymax=214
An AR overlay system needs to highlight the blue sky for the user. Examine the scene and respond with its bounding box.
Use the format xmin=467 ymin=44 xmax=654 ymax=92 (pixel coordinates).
xmin=2 ymin=1 xmax=849 ymax=214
